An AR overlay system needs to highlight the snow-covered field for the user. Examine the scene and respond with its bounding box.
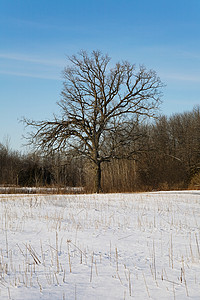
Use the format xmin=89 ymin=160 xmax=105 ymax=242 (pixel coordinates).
xmin=0 ymin=191 xmax=199 ymax=299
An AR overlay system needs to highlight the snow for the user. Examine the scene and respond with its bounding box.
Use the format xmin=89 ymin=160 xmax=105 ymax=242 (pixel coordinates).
xmin=0 ymin=186 xmax=83 ymax=194
xmin=0 ymin=191 xmax=199 ymax=299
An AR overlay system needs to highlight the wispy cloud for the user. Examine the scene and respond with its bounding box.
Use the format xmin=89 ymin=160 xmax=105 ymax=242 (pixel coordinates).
xmin=0 ymin=70 xmax=61 ymax=80
xmin=0 ymin=53 xmax=65 ymax=67
xmin=12 ymin=18 xmax=62 ymax=30
xmin=1 ymin=67 xmax=200 ymax=83
xmin=1 ymin=52 xmax=200 ymax=83
xmin=142 ymin=45 xmax=200 ymax=61
xmin=1 ymin=16 xmax=65 ymax=31
xmin=2 ymin=17 xmax=88 ymax=35
xmin=161 ymin=72 xmax=200 ymax=83
xmin=180 ymin=50 xmax=200 ymax=60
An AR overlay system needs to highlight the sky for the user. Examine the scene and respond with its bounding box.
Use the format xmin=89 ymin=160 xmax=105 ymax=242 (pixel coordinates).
xmin=0 ymin=0 xmax=200 ymax=151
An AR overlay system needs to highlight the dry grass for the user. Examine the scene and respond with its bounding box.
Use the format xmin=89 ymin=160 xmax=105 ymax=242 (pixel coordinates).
xmin=0 ymin=192 xmax=199 ymax=299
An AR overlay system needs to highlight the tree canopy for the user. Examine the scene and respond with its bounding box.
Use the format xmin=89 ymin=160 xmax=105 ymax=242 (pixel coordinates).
xmin=24 ymin=50 xmax=164 ymax=192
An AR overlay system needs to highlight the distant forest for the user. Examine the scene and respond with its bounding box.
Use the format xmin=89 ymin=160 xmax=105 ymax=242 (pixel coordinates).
xmin=1 ymin=106 xmax=200 ymax=192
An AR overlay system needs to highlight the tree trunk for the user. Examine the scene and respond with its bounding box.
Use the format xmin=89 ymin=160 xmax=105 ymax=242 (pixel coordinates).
xmin=94 ymin=161 xmax=102 ymax=193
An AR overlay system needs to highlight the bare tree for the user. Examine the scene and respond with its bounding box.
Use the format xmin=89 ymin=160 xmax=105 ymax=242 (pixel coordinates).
xmin=23 ymin=50 xmax=164 ymax=193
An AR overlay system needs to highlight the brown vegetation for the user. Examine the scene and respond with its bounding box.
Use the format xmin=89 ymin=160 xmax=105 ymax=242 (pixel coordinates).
xmin=1 ymin=106 xmax=200 ymax=193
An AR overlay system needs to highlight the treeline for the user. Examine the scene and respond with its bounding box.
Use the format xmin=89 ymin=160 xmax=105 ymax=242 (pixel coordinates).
xmin=101 ymin=106 xmax=200 ymax=191
xmin=1 ymin=106 xmax=200 ymax=192
xmin=0 ymin=147 xmax=84 ymax=188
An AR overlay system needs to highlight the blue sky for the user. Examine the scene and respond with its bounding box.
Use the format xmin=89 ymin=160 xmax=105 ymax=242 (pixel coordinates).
xmin=0 ymin=0 xmax=200 ymax=151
